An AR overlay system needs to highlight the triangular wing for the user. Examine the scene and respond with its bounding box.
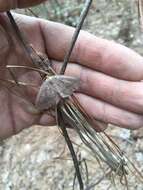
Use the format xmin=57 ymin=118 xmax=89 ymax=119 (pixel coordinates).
xmin=36 ymin=75 xmax=79 ymax=110
xmin=52 ymin=75 xmax=80 ymax=98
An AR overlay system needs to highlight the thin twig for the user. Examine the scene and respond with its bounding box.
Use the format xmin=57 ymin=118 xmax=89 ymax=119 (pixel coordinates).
xmin=57 ymin=103 xmax=84 ymax=190
xmin=27 ymin=8 xmax=39 ymax=17
xmin=6 ymin=11 xmax=32 ymax=55
xmin=60 ymin=0 xmax=93 ymax=74
xmin=6 ymin=11 xmax=51 ymax=72
xmin=138 ymin=0 xmax=143 ymax=31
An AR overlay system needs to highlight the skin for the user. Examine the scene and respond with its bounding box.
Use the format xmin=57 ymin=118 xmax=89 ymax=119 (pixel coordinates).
xmin=0 ymin=0 xmax=143 ymax=139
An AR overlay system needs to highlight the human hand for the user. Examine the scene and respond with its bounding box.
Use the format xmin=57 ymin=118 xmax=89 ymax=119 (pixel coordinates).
xmin=1 ymin=2 xmax=143 ymax=139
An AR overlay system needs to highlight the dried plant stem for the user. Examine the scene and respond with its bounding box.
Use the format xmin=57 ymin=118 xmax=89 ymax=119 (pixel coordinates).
xmin=60 ymin=0 xmax=93 ymax=74
xmin=57 ymin=104 xmax=84 ymax=190
xmin=6 ymin=11 xmax=32 ymax=55
xmin=138 ymin=0 xmax=143 ymax=31
xmin=6 ymin=11 xmax=51 ymax=72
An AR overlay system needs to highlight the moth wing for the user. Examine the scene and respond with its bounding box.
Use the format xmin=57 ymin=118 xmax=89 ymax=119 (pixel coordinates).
xmin=52 ymin=75 xmax=80 ymax=98
xmin=35 ymin=75 xmax=79 ymax=111
xmin=35 ymin=78 xmax=60 ymax=110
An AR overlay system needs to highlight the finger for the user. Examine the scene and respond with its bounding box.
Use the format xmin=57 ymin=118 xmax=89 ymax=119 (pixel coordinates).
xmin=38 ymin=111 xmax=107 ymax=131
xmin=0 ymin=0 xmax=46 ymax=11
xmin=11 ymin=13 xmax=143 ymax=81
xmin=76 ymin=93 xmax=143 ymax=130
xmin=39 ymin=19 xmax=143 ymax=81
xmin=52 ymin=61 xmax=143 ymax=114
xmin=91 ymin=120 xmax=107 ymax=132
xmin=38 ymin=113 xmax=56 ymax=126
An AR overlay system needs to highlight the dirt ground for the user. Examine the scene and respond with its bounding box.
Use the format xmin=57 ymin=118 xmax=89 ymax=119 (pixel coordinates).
xmin=1 ymin=0 xmax=143 ymax=190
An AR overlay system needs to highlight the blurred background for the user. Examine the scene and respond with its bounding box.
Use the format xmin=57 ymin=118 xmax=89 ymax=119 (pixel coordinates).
xmin=1 ymin=0 xmax=143 ymax=189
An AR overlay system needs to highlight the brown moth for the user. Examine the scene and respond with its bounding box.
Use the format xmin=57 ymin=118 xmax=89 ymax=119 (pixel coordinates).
xmin=36 ymin=75 xmax=80 ymax=111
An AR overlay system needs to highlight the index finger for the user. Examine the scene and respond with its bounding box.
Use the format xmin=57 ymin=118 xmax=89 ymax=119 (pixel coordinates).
xmin=10 ymin=14 xmax=143 ymax=81
xmin=0 ymin=0 xmax=46 ymax=11
xmin=40 ymin=20 xmax=143 ymax=81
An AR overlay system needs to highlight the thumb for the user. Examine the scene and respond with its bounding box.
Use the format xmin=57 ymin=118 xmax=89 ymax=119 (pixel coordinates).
xmin=0 ymin=0 xmax=46 ymax=12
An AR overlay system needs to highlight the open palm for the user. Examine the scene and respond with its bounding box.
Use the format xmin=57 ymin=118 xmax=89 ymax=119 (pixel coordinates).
xmin=1 ymin=0 xmax=143 ymax=139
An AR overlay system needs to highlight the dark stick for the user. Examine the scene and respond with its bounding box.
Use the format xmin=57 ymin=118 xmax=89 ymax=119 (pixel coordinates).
xmin=57 ymin=104 xmax=84 ymax=190
xmin=6 ymin=11 xmax=32 ymax=55
xmin=60 ymin=0 xmax=93 ymax=75
xmin=27 ymin=8 xmax=39 ymax=18
xmin=6 ymin=11 xmax=49 ymax=71
xmin=6 ymin=11 xmax=39 ymax=68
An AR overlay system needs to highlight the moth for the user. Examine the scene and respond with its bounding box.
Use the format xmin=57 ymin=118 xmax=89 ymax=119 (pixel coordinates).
xmin=36 ymin=75 xmax=80 ymax=111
